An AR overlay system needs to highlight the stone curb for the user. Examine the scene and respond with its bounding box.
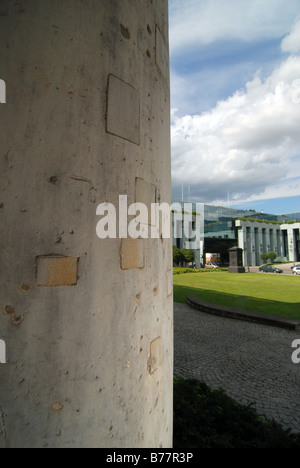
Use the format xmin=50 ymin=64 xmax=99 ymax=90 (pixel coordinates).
xmin=186 ymin=296 xmax=300 ymax=331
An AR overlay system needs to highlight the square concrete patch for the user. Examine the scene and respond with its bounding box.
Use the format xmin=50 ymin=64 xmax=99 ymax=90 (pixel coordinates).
xmin=106 ymin=74 xmax=140 ymax=145
xmin=148 ymin=337 xmax=162 ymax=375
xmin=36 ymin=256 xmax=78 ymax=287
xmin=120 ymin=238 xmax=144 ymax=270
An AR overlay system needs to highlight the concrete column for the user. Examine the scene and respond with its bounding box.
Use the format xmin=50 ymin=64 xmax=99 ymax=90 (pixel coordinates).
xmin=262 ymin=228 xmax=267 ymax=254
xmin=279 ymin=229 xmax=283 ymax=257
xmin=276 ymin=229 xmax=282 ymax=257
xmin=0 ymin=0 xmax=172 ymax=448
xmin=272 ymin=228 xmax=279 ymax=258
xmin=237 ymin=225 xmax=247 ymax=266
xmin=248 ymin=227 xmax=256 ymax=266
xmin=256 ymin=228 xmax=263 ymax=265
xmin=288 ymin=228 xmax=296 ymax=261
xmin=265 ymin=228 xmax=270 ymax=253
xmin=269 ymin=229 xmax=274 ymax=252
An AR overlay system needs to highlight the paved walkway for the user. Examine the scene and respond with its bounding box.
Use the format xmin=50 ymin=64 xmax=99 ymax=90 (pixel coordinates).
xmin=174 ymin=302 xmax=300 ymax=433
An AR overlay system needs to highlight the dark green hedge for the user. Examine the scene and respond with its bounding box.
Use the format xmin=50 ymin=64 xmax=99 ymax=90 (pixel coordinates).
xmin=174 ymin=377 xmax=300 ymax=448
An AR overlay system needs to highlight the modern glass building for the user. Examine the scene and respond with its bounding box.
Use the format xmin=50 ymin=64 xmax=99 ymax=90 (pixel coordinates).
xmin=172 ymin=201 xmax=300 ymax=267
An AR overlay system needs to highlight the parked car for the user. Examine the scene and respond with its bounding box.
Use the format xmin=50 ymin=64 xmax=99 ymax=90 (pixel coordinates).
xmin=259 ymin=265 xmax=283 ymax=274
xmin=205 ymin=262 xmax=219 ymax=269
xmin=293 ymin=267 xmax=300 ymax=275
xmin=291 ymin=264 xmax=300 ymax=269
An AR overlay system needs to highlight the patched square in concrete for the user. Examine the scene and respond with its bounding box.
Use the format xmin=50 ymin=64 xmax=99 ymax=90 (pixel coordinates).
xmin=106 ymin=74 xmax=140 ymax=145
xmin=36 ymin=256 xmax=79 ymax=287
xmin=148 ymin=337 xmax=162 ymax=375
xmin=120 ymin=238 xmax=144 ymax=270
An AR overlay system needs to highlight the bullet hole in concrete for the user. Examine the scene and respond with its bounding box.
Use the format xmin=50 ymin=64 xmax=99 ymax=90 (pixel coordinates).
xmin=120 ymin=24 xmax=130 ymax=40
xmin=52 ymin=402 xmax=63 ymax=411
xmin=20 ymin=282 xmax=32 ymax=293
xmin=153 ymin=286 xmax=159 ymax=296
xmin=49 ymin=176 xmax=58 ymax=185
xmin=146 ymin=49 xmax=151 ymax=59
xmin=147 ymin=24 xmax=152 ymax=35
xmin=3 ymin=305 xmax=15 ymax=316
xmin=0 ymin=202 xmax=3 ymax=208
xmin=3 ymin=305 xmax=25 ymax=325
xmin=12 ymin=313 xmax=24 ymax=326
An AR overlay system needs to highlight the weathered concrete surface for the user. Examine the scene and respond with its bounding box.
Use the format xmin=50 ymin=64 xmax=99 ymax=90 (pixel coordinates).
xmin=0 ymin=0 xmax=172 ymax=448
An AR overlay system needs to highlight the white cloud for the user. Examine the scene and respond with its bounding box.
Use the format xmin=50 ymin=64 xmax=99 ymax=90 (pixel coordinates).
xmin=281 ymin=18 xmax=300 ymax=53
xmin=170 ymin=0 xmax=300 ymax=52
xmin=171 ymin=55 xmax=300 ymax=204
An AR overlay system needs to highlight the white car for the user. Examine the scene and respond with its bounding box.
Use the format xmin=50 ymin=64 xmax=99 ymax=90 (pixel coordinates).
xmin=205 ymin=262 xmax=219 ymax=269
xmin=293 ymin=267 xmax=300 ymax=275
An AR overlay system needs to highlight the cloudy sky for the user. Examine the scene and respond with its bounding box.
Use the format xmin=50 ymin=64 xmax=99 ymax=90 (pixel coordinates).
xmin=169 ymin=0 xmax=300 ymax=214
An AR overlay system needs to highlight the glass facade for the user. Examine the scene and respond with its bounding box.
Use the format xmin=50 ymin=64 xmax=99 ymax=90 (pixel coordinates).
xmin=172 ymin=201 xmax=300 ymax=267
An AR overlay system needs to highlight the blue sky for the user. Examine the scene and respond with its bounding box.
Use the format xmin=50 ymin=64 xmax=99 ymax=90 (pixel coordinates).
xmin=169 ymin=0 xmax=300 ymax=215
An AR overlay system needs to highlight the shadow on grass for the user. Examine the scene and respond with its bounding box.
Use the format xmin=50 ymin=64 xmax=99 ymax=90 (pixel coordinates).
xmin=173 ymin=284 xmax=300 ymax=320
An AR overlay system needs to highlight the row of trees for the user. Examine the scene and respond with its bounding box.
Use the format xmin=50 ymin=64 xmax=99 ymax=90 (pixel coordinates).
xmin=173 ymin=246 xmax=195 ymax=265
xmin=174 ymin=248 xmax=278 ymax=266
xmin=260 ymin=251 xmax=277 ymax=263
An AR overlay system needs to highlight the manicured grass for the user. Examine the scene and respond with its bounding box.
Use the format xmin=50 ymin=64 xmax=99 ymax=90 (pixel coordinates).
xmin=173 ymin=271 xmax=300 ymax=320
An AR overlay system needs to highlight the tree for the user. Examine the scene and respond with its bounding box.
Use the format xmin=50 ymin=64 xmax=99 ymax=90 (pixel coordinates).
xmin=261 ymin=253 xmax=268 ymax=263
xmin=181 ymin=248 xmax=195 ymax=264
xmin=173 ymin=246 xmax=183 ymax=265
xmin=268 ymin=251 xmax=277 ymax=262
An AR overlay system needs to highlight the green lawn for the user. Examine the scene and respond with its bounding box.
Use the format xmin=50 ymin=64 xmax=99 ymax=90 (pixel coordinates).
xmin=173 ymin=271 xmax=300 ymax=320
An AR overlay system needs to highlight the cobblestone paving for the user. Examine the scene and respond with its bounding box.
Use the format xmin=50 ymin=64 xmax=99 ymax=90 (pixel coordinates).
xmin=174 ymin=303 xmax=300 ymax=433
